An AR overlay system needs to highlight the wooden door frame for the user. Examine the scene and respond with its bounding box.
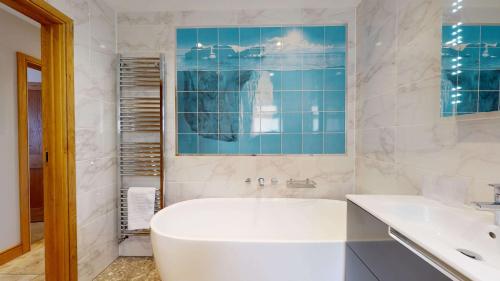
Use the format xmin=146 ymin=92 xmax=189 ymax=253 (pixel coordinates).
xmin=0 ymin=1 xmax=77 ymax=280
xmin=17 ymin=52 xmax=42 ymax=256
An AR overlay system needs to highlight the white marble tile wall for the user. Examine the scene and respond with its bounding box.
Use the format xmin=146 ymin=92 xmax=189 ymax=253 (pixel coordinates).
xmin=116 ymin=7 xmax=356 ymax=256
xmin=46 ymin=0 xmax=118 ymax=280
xmin=355 ymin=0 xmax=500 ymax=205
xmin=117 ymin=8 xmax=357 ymax=204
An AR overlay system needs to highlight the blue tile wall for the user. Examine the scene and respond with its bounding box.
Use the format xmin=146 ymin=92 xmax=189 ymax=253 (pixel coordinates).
xmin=442 ymin=25 xmax=500 ymax=116
xmin=176 ymin=25 xmax=347 ymax=154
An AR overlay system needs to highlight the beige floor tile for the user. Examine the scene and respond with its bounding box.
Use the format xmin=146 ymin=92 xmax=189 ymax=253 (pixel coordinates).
xmin=94 ymin=257 xmax=161 ymax=281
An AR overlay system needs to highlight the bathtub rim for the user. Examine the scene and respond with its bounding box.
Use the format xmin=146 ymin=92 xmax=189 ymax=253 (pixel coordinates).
xmin=150 ymin=197 xmax=347 ymax=244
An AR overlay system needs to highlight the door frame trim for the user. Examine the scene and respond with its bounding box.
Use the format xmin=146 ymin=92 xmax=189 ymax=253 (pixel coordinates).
xmin=0 ymin=1 xmax=77 ymax=280
xmin=16 ymin=52 xmax=42 ymax=255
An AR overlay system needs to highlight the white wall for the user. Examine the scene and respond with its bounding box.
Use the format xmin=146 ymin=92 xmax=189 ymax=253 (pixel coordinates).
xmin=355 ymin=0 xmax=500 ymax=204
xmin=44 ymin=1 xmax=118 ymax=280
xmin=0 ymin=7 xmax=40 ymax=253
xmin=116 ymin=7 xmax=357 ymax=255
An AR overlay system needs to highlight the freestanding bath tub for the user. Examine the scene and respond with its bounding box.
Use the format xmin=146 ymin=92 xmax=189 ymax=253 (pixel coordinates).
xmin=151 ymin=198 xmax=346 ymax=281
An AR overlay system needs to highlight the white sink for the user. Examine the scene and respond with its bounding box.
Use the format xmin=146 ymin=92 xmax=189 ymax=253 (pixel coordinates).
xmin=346 ymin=195 xmax=500 ymax=281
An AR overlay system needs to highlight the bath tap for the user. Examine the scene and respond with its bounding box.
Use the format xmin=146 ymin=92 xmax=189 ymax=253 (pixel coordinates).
xmin=474 ymin=184 xmax=500 ymax=226
xmin=258 ymin=178 xmax=265 ymax=187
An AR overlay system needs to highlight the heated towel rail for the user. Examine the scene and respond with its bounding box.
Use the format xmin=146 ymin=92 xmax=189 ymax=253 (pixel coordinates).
xmin=117 ymin=55 xmax=165 ymax=241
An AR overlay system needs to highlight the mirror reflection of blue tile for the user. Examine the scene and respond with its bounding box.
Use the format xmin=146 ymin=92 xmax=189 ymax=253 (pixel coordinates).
xmin=176 ymin=25 xmax=347 ymax=154
xmin=441 ymin=25 xmax=500 ymax=116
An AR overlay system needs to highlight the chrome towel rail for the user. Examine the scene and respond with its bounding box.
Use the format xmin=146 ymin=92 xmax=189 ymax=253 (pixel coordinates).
xmin=117 ymin=54 xmax=165 ymax=241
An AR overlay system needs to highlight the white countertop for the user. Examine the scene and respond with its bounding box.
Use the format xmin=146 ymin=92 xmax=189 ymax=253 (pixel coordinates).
xmin=346 ymin=195 xmax=500 ymax=281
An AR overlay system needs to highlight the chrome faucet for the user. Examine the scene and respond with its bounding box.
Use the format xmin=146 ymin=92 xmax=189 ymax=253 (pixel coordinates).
xmin=258 ymin=178 xmax=265 ymax=187
xmin=474 ymin=184 xmax=500 ymax=226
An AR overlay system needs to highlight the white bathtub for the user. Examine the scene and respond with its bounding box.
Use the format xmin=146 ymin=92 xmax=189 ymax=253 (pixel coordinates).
xmin=151 ymin=198 xmax=346 ymax=281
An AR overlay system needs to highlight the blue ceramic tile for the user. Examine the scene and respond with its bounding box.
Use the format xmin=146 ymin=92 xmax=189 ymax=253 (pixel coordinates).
xmin=240 ymin=91 xmax=254 ymax=112
xmin=325 ymin=26 xmax=346 ymax=47
xmin=261 ymin=134 xmax=281 ymax=154
xmin=324 ymin=112 xmax=345 ymax=133
xmin=240 ymin=27 xmax=260 ymax=47
xmin=458 ymin=70 xmax=479 ymax=90
xmin=178 ymin=134 xmax=198 ymax=154
xmin=197 ymin=28 xmax=218 ymax=46
xmin=177 ymin=92 xmax=197 ymax=112
xmin=219 ymin=136 xmax=239 ymax=154
xmin=303 ymin=53 xmax=325 ymax=70
xmin=198 ymin=113 xmax=219 ymax=134
xmin=177 ymin=71 xmax=197 ymax=92
xmin=479 ymin=70 xmax=500 ymax=91
xmin=219 ymin=92 xmax=240 ymax=112
xmin=303 ymin=70 xmax=324 ymax=90
xmin=441 ymin=70 xmax=458 ymax=91
xmin=479 ymin=91 xmax=499 ymax=112
xmin=441 ymin=91 xmax=455 ymax=116
xmin=242 ymin=113 xmax=260 ymax=133
xmin=481 ymin=26 xmax=500 ymax=45
xmin=198 ymin=92 xmax=218 ymax=112
xmin=442 ymin=25 xmax=454 ymax=46
xmin=324 ymin=91 xmax=345 ymax=111
xmin=480 ymin=48 xmax=500 ymax=69
xmin=325 ymin=48 xmax=346 ymax=69
xmin=324 ymin=69 xmax=345 ymax=91
xmin=239 ymin=134 xmax=260 ymax=154
xmin=282 ymin=113 xmax=302 ymax=133
xmin=303 ymin=26 xmax=325 ymax=45
xmin=282 ymin=27 xmax=303 ymax=51
xmin=197 ymin=48 xmax=218 ymax=70
xmin=282 ymin=134 xmax=302 ymax=154
xmin=459 ymin=47 xmax=480 ymax=69
xmin=219 ymin=28 xmax=239 ymax=45
xmin=218 ymin=71 xmax=240 ymax=91
xmin=260 ymin=113 xmax=281 ymax=133
xmin=269 ymin=71 xmax=282 ymax=91
xmin=218 ymin=48 xmax=239 ymax=70
xmin=198 ymin=135 xmax=219 ymax=154
xmin=178 ymin=113 xmax=197 ymax=133
xmin=176 ymin=25 xmax=347 ymax=155
xmin=281 ymin=53 xmax=303 ymax=70
xmin=282 ymin=71 xmax=302 ymax=90
xmin=219 ymin=113 xmax=239 ymax=134
xmin=441 ymin=48 xmax=458 ymax=70
xmin=303 ymin=112 xmax=323 ymax=133
xmin=456 ymin=91 xmax=478 ymax=113
xmin=303 ymin=91 xmax=323 ymax=112
xmin=282 ymin=92 xmax=302 ymax=112
xmin=260 ymin=91 xmax=281 ymax=113
xmin=197 ymin=71 xmax=218 ymax=91
xmin=261 ymin=54 xmax=283 ymax=70
xmin=261 ymin=27 xmax=283 ymax=46
xmin=177 ymin=28 xmax=197 ymax=49
xmin=324 ymin=133 xmax=345 ymax=154
xmin=176 ymin=49 xmax=197 ymax=71
xmin=460 ymin=26 xmax=481 ymax=46
xmin=303 ymin=134 xmax=323 ymax=154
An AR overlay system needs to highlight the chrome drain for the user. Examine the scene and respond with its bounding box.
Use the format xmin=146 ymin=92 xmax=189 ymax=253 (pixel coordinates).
xmin=457 ymin=249 xmax=482 ymax=260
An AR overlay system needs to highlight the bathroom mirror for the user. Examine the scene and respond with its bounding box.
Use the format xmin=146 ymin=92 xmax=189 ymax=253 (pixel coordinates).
xmin=441 ymin=0 xmax=500 ymax=117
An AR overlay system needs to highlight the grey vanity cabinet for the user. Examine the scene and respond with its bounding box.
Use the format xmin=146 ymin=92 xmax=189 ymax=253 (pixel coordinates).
xmin=346 ymin=201 xmax=452 ymax=281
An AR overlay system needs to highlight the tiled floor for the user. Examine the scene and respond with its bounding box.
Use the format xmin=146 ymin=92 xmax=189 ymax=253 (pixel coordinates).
xmin=0 ymin=240 xmax=45 ymax=281
xmin=94 ymin=257 xmax=160 ymax=281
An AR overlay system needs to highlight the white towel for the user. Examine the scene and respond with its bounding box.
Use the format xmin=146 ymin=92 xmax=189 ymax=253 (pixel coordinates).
xmin=127 ymin=187 xmax=156 ymax=230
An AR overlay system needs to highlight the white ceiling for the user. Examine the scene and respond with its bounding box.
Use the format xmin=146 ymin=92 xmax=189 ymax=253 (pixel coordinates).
xmin=102 ymin=0 xmax=361 ymax=12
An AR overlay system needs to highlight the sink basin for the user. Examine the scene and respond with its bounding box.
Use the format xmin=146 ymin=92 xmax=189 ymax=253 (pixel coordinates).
xmin=346 ymin=195 xmax=500 ymax=281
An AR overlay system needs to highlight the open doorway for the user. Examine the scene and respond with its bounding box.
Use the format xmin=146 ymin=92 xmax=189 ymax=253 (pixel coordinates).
xmin=0 ymin=0 xmax=77 ymax=279
xmin=26 ymin=61 xmax=44 ymax=244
